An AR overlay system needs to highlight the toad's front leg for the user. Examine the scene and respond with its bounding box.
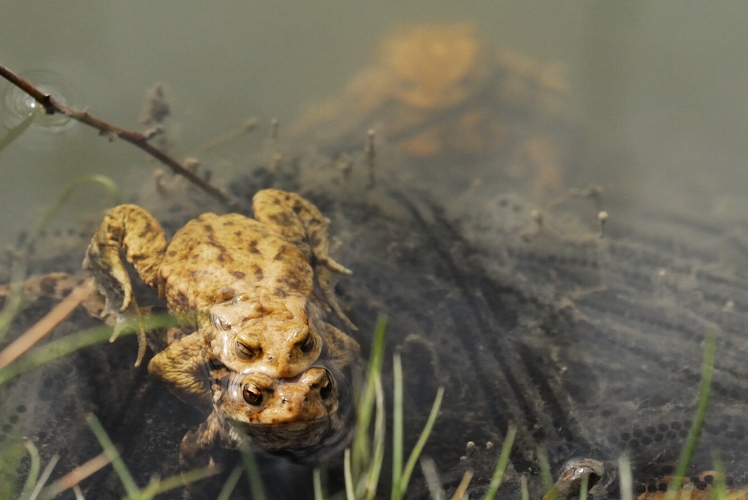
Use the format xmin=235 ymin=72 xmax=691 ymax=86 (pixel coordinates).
xmin=252 ymin=189 xmax=357 ymax=330
xmin=83 ymin=204 xmax=167 ymax=366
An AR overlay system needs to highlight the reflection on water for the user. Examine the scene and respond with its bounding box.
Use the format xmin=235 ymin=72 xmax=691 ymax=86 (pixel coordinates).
xmin=2 ymin=70 xmax=79 ymax=134
xmin=292 ymin=23 xmax=571 ymax=199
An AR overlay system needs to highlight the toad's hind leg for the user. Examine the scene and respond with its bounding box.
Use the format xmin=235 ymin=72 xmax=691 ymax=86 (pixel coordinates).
xmin=252 ymin=189 xmax=357 ymax=330
xmin=83 ymin=204 xmax=168 ymax=366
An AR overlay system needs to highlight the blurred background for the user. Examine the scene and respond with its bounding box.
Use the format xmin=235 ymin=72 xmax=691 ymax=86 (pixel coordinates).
xmin=2 ymin=1 xmax=748 ymax=241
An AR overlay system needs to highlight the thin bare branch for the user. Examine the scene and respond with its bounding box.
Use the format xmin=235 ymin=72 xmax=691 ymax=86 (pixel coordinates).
xmin=38 ymin=452 xmax=111 ymax=500
xmin=0 ymin=64 xmax=243 ymax=211
xmin=0 ymin=278 xmax=95 ymax=370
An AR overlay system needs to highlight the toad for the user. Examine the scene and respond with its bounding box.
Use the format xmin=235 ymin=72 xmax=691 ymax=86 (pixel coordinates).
xmin=83 ymin=188 xmax=360 ymax=381
xmin=291 ymin=24 xmax=570 ymax=198
xmin=179 ymin=365 xmax=354 ymax=468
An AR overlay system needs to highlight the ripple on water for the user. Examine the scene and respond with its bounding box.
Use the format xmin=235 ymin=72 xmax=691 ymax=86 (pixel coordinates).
xmin=3 ymin=69 xmax=81 ymax=134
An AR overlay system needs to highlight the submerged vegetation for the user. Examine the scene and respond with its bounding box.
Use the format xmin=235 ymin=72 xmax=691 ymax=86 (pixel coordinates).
xmin=0 ymin=307 xmax=516 ymax=499
xmin=0 ymin=197 xmax=733 ymax=498
xmin=0 ymin=58 xmax=739 ymax=500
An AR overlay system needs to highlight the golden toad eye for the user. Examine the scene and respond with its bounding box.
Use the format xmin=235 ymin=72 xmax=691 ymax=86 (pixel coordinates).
xmin=242 ymin=384 xmax=263 ymax=405
xmin=299 ymin=334 xmax=315 ymax=354
xmin=235 ymin=341 xmax=257 ymax=360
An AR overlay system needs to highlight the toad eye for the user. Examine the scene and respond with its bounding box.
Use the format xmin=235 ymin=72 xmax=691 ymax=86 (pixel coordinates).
xmin=235 ymin=341 xmax=258 ymax=360
xmin=242 ymin=384 xmax=263 ymax=405
xmin=299 ymin=334 xmax=315 ymax=354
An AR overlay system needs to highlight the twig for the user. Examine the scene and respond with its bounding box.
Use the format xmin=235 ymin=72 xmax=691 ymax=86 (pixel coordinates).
xmin=0 ymin=278 xmax=95 ymax=371
xmin=0 ymin=64 xmax=242 ymax=211
xmin=38 ymin=452 xmax=111 ymax=500
xmin=451 ymin=469 xmax=473 ymax=500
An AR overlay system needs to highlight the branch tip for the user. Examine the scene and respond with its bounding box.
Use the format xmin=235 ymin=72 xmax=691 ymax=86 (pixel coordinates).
xmin=0 ymin=62 xmax=242 ymax=210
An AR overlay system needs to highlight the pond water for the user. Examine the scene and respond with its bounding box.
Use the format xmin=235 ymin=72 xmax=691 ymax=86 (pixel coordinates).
xmin=2 ymin=2 xmax=748 ymax=499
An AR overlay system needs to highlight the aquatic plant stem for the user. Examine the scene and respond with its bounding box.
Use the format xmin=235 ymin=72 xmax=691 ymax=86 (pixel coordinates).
xmin=482 ymin=425 xmax=516 ymax=500
xmin=0 ymin=63 xmax=241 ymax=211
xmin=391 ymin=352 xmax=404 ymax=500
xmin=86 ymin=415 xmax=139 ymax=498
xmin=353 ymin=314 xmax=387 ymax=478
xmin=664 ymin=327 xmax=718 ymax=500
xmin=451 ymin=470 xmax=473 ymax=500
xmin=617 ymin=455 xmax=633 ymax=500
xmin=0 ymin=314 xmax=177 ymax=386
xmin=0 ymin=108 xmax=35 ymax=152
xmin=312 ymin=468 xmax=325 ymax=500
xmin=216 ymin=465 xmax=243 ymax=500
xmin=398 ymin=385 xmax=445 ymax=494
xmin=242 ymin=445 xmax=267 ymax=500
xmin=18 ymin=440 xmax=41 ymax=500
xmin=28 ymin=455 xmax=59 ymax=500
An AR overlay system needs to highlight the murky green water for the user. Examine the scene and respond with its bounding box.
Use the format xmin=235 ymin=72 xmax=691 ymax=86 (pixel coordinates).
xmin=2 ymin=1 xmax=748 ymax=241
xmin=3 ymin=3 xmax=748 ymax=499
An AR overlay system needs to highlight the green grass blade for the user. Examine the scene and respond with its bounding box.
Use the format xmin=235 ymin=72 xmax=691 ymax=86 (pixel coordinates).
xmin=353 ymin=313 xmax=387 ymax=479
xmin=711 ymin=453 xmax=728 ymax=500
xmin=537 ymin=447 xmax=555 ymax=500
xmin=419 ymin=457 xmax=446 ymax=500
xmin=618 ymin=455 xmax=633 ymax=500
xmin=313 ymin=468 xmax=324 ymax=500
xmin=482 ymin=425 xmax=517 ymax=500
xmin=344 ymin=448 xmax=355 ymax=500
xmin=520 ymin=476 xmax=529 ymax=500
xmin=0 ymin=173 xmax=120 ymax=345
xmin=578 ymin=474 xmax=589 ymax=500
xmin=87 ymin=415 xmax=139 ymax=498
xmin=217 ymin=465 xmax=244 ymax=500
xmin=363 ymin=373 xmax=385 ymax=500
xmin=27 ymin=455 xmax=59 ymax=500
xmin=242 ymin=446 xmax=267 ymax=500
xmin=398 ymin=385 xmax=445 ymax=495
xmin=136 ymin=476 xmax=161 ymax=499
xmin=391 ymin=352 xmax=404 ymax=500
xmin=27 ymin=174 xmax=121 ymax=247
xmin=0 ymin=259 xmax=30 ymax=344
xmin=0 ymin=314 xmax=177 ymax=386
xmin=0 ymin=441 xmax=26 ymax=499
xmin=665 ymin=327 xmax=718 ymax=500
xmin=18 ymin=439 xmax=41 ymax=500
xmin=0 ymin=110 xmax=35 ymax=153
xmin=143 ymin=466 xmax=217 ymax=499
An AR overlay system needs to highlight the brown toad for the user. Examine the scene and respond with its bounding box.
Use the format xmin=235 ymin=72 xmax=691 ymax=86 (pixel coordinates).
xmin=291 ymin=23 xmax=570 ymax=198
xmin=83 ymin=189 xmax=360 ymax=385
xmin=179 ymin=365 xmax=354 ymax=468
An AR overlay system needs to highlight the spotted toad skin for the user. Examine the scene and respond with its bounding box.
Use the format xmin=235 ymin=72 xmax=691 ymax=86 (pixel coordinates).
xmin=83 ymin=188 xmax=359 ymax=396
